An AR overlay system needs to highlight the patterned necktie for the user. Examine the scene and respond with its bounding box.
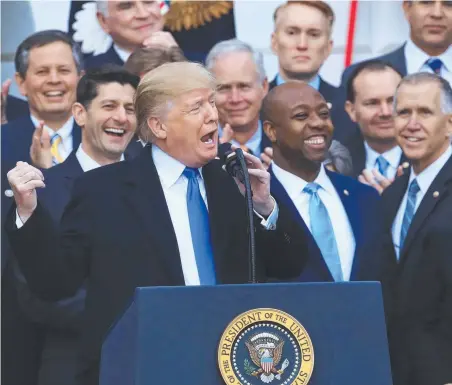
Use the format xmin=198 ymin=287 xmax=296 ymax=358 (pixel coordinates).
xmin=399 ymin=179 xmax=420 ymax=254
xmin=303 ymin=183 xmax=343 ymax=282
xmin=376 ymin=155 xmax=390 ymax=177
xmin=426 ymin=58 xmax=443 ymax=75
xmin=183 ymin=167 xmax=216 ymax=285
xmin=50 ymin=133 xmax=64 ymax=165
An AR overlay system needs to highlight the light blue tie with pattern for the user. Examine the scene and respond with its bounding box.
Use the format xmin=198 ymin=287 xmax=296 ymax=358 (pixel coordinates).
xmin=183 ymin=167 xmax=216 ymax=285
xmin=399 ymin=179 xmax=420 ymax=255
xmin=376 ymin=155 xmax=390 ymax=177
xmin=304 ymin=183 xmax=343 ymax=282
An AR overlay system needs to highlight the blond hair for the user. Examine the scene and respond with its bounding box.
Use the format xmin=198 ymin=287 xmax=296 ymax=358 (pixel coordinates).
xmin=135 ymin=62 xmax=216 ymax=142
xmin=273 ymin=1 xmax=335 ymax=34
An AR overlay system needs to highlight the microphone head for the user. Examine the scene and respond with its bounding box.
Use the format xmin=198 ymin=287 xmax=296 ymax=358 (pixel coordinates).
xmin=218 ymin=142 xmax=233 ymax=163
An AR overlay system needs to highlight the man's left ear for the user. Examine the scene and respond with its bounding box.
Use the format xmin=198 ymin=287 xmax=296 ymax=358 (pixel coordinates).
xmin=72 ymin=102 xmax=87 ymax=128
xmin=262 ymin=77 xmax=269 ymax=96
xmin=447 ymin=114 xmax=452 ymax=138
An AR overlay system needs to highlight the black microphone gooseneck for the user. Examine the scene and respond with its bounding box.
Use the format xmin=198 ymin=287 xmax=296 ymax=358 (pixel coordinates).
xmin=222 ymin=147 xmax=257 ymax=284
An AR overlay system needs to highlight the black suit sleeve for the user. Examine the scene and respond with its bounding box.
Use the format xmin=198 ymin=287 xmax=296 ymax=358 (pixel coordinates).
xmin=256 ymin=199 xmax=308 ymax=279
xmin=5 ymin=181 xmax=92 ymax=301
xmin=406 ymin=228 xmax=452 ymax=384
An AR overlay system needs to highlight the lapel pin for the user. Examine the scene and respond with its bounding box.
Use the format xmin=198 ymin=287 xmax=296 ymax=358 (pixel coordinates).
xmin=343 ymin=189 xmax=349 ymax=196
xmin=402 ymin=162 xmax=410 ymax=169
xmin=4 ymin=189 xmax=13 ymax=198
xmin=433 ymin=191 xmax=439 ymax=198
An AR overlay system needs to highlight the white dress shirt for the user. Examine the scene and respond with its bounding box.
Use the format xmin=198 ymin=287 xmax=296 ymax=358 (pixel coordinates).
xmin=113 ymin=44 xmax=132 ymax=63
xmin=152 ymin=145 xmax=278 ymax=286
xmin=272 ymin=163 xmax=356 ymax=281
xmin=364 ymin=142 xmax=403 ymax=180
xmin=76 ymin=144 xmax=125 ymax=172
xmin=30 ymin=115 xmax=74 ymax=162
xmin=405 ymin=39 xmax=452 ymax=84
xmin=392 ymin=145 xmax=452 ymax=259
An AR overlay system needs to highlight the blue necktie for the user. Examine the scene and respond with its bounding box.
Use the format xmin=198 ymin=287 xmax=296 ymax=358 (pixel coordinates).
xmin=376 ymin=155 xmax=390 ymax=177
xmin=426 ymin=58 xmax=443 ymax=75
xmin=183 ymin=167 xmax=216 ymax=285
xmin=399 ymin=179 xmax=420 ymax=254
xmin=304 ymin=183 xmax=343 ymax=282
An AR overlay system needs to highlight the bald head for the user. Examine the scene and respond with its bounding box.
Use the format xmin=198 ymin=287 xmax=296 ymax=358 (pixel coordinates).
xmin=262 ymin=82 xmax=327 ymax=124
xmin=262 ymin=81 xmax=334 ymax=171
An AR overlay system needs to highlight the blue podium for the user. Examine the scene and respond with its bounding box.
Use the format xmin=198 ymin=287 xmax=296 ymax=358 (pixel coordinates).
xmin=100 ymin=282 xmax=392 ymax=385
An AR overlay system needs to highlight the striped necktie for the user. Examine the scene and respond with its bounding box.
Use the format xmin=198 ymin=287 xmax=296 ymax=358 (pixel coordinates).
xmin=50 ymin=133 xmax=64 ymax=166
xmin=376 ymin=155 xmax=390 ymax=177
xmin=399 ymin=179 xmax=420 ymax=255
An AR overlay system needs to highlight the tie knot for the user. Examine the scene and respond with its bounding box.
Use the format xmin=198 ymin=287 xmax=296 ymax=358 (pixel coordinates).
xmin=426 ymin=58 xmax=443 ymax=74
xmin=376 ymin=156 xmax=390 ymax=174
xmin=183 ymin=167 xmax=200 ymax=180
xmin=51 ymin=133 xmax=61 ymax=144
xmin=303 ymin=182 xmax=321 ymax=195
xmin=409 ymin=179 xmax=420 ymax=195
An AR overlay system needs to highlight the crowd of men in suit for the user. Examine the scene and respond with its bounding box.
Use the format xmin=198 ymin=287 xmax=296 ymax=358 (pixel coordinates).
xmin=1 ymin=1 xmax=451 ymax=385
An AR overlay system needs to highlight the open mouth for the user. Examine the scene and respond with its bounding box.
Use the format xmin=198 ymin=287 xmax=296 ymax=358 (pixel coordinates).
xmin=104 ymin=128 xmax=126 ymax=138
xmin=200 ymin=131 xmax=216 ymax=145
xmin=402 ymin=135 xmax=423 ymax=144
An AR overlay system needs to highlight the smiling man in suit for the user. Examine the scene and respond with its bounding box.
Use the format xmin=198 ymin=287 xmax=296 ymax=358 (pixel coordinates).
xmin=5 ymin=62 xmax=307 ymax=385
xmin=262 ymin=81 xmax=383 ymax=284
xmin=342 ymin=0 xmax=452 ymax=87
xmin=206 ymin=39 xmax=271 ymax=156
xmin=344 ymin=60 xmax=408 ymax=179
xmin=2 ymin=66 xmax=139 ymax=385
xmin=379 ymin=73 xmax=452 ymax=385
xmin=1 ymin=30 xmax=83 ymax=179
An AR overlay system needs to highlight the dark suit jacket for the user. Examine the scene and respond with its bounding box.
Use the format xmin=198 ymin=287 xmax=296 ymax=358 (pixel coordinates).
xmin=341 ymin=44 xmax=407 ymax=90
xmin=6 ymin=145 xmax=308 ymax=385
xmin=84 ymin=45 xmax=124 ymax=70
xmin=379 ymin=156 xmax=452 ymax=385
xmin=270 ymin=166 xmax=384 ymax=282
xmin=1 ymin=115 xmax=82 ymax=181
xmin=6 ymin=95 xmax=29 ymax=122
xmin=344 ymin=132 xmax=409 ymax=178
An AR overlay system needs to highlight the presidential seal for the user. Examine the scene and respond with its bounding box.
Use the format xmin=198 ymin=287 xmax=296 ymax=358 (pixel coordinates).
xmin=218 ymin=309 xmax=314 ymax=385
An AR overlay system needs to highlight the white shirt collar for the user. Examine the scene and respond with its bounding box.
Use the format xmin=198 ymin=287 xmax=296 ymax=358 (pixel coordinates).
xmin=405 ymin=38 xmax=452 ymax=74
xmin=113 ymin=44 xmax=132 ymax=63
xmin=30 ymin=114 xmax=74 ymax=141
xmin=364 ymin=141 xmax=402 ymax=169
xmin=75 ymin=144 xmax=125 ymax=172
xmin=151 ymin=144 xmax=204 ymax=189
xmin=409 ymin=145 xmax=452 ymax=194
xmin=272 ymin=162 xmax=335 ymax=201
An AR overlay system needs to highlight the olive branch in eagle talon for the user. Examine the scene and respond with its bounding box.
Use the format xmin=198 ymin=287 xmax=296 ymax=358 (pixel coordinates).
xmin=164 ymin=1 xmax=233 ymax=31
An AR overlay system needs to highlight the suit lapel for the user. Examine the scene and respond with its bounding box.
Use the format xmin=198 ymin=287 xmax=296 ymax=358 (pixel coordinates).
xmin=399 ymin=158 xmax=452 ymax=263
xmin=121 ymin=145 xmax=184 ymax=284
xmin=326 ymin=170 xmax=364 ymax=279
xmin=62 ymin=152 xmax=84 ymax=192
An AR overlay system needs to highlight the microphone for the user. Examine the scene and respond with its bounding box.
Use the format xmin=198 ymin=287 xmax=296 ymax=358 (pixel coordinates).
xmin=218 ymin=142 xmax=257 ymax=284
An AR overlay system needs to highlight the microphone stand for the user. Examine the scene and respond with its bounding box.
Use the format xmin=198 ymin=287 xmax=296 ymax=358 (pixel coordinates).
xmin=233 ymin=149 xmax=257 ymax=284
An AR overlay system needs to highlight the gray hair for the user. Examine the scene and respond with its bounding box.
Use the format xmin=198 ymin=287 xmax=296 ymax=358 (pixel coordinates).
xmin=393 ymin=72 xmax=452 ymax=114
xmin=323 ymin=140 xmax=354 ymax=176
xmin=96 ymin=0 xmax=109 ymax=16
xmin=15 ymin=30 xmax=83 ymax=78
xmin=205 ymin=39 xmax=266 ymax=83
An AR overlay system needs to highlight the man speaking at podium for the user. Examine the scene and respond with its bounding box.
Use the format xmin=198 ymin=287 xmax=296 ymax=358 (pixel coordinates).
xmin=5 ymin=62 xmax=308 ymax=385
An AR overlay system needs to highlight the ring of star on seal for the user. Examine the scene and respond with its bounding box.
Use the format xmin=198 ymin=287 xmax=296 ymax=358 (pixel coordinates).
xmin=218 ymin=308 xmax=314 ymax=385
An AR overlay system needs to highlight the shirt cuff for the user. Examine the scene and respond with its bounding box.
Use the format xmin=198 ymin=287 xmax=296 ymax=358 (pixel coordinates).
xmin=254 ymin=196 xmax=278 ymax=231
xmin=15 ymin=209 xmax=24 ymax=229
